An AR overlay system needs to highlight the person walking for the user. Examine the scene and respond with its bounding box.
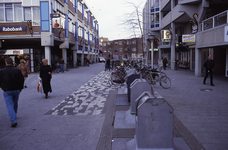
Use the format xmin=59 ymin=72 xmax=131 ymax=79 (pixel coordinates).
xmin=0 ymin=57 xmax=24 ymax=127
xmin=86 ymin=58 xmax=90 ymax=67
xmin=105 ymin=58 xmax=111 ymax=71
xmin=163 ymin=56 xmax=168 ymax=70
xmin=40 ymin=59 xmax=52 ymax=99
xmin=59 ymin=57 xmax=64 ymax=73
xmin=17 ymin=59 xmax=30 ymax=88
xmin=203 ymin=54 xmax=215 ymax=86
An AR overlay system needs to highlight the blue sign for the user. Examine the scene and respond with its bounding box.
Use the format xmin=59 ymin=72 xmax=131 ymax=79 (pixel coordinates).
xmin=0 ymin=26 xmax=26 ymax=33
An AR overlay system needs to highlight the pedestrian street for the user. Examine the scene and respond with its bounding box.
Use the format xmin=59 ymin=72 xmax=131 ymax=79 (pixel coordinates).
xmin=45 ymin=70 xmax=113 ymax=116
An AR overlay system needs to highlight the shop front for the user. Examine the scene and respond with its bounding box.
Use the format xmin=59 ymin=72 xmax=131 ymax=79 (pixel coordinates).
xmin=0 ymin=48 xmax=44 ymax=72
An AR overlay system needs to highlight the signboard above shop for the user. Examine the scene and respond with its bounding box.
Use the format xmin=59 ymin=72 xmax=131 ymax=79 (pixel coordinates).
xmin=162 ymin=30 xmax=172 ymax=42
xmin=53 ymin=18 xmax=61 ymax=28
xmin=0 ymin=26 xmax=26 ymax=33
xmin=0 ymin=50 xmax=24 ymax=55
xmin=182 ymin=34 xmax=195 ymax=42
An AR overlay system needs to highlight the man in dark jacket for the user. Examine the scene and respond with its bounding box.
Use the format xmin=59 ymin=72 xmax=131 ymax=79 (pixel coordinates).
xmin=163 ymin=56 xmax=168 ymax=70
xmin=0 ymin=57 xmax=24 ymax=127
xmin=203 ymin=54 xmax=215 ymax=86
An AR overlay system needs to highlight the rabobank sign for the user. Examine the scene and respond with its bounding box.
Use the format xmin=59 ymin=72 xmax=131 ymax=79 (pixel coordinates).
xmin=0 ymin=26 xmax=26 ymax=33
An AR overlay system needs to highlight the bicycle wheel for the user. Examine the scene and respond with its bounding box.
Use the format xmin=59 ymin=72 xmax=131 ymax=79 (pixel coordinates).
xmin=108 ymin=76 xmax=113 ymax=86
xmin=144 ymin=73 xmax=152 ymax=84
xmin=109 ymin=74 xmax=119 ymax=87
xmin=160 ymin=77 xmax=171 ymax=89
xmin=160 ymin=72 xmax=167 ymax=81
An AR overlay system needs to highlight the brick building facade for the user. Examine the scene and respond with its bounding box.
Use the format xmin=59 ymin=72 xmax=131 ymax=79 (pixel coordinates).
xmin=100 ymin=37 xmax=143 ymax=60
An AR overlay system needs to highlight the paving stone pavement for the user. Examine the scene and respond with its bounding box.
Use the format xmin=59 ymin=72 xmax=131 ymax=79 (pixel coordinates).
xmin=0 ymin=63 xmax=113 ymax=150
xmin=45 ymin=71 xmax=112 ymax=116
xmin=155 ymin=68 xmax=228 ymax=150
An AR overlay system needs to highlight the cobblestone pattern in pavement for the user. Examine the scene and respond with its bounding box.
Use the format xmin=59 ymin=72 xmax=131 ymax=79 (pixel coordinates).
xmin=45 ymin=71 xmax=112 ymax=115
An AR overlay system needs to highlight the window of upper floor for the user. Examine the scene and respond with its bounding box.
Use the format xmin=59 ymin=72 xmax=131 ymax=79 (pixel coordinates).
xmin=69 ymin=0 xmax=75 ymax=7
xmin=90 ymin=34 xmax=93 ymax=41
xmin=132 ymin=48 xmax=136 ymax=51
xmin=107 ymin=42 xmax=111 ymax=45
xmin=0 ymin=0 xmax=22 ymax=2
xmin=132 ymin=40 xmax=136 ymax=44
xmin=114 ymin=42 xmax=118 ymax=45
xmin=68 ymin=19 xmax=75 ymax=34
xmin=85 ymin=31 xmax=89 ymax=41
xmin=119 ymin=41 xmax=123 ymax=45
xmin=68 ymin=11 xmax=74 ymax=20
xmin=21 ymin=0 xmax=40 ymax=6
xmin=78 ymin=26 xmax=83 ymax=37
xmin=103 ymin=43 xmax=106 ymax=46
xmin=84 ymin=6 xmax=87 ymax=18
xmin=119 ymin=48 xmax=123 ymax=52
xmin=151 ymin=0 xmax=159 ymax=12
xmin=0 ymin=3 xmax=40 ymax=26
xmin=78 ymin=1 xmax=82 ymax=12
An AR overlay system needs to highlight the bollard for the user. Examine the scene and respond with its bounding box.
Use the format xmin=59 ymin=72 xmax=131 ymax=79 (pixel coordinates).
xmin=135 ymin=93 xmax=174 ymax=149
xmin=127 ymin=73 xmax=140 ymax=102
xmin=130 ymin=79 xmax=152 ymax=114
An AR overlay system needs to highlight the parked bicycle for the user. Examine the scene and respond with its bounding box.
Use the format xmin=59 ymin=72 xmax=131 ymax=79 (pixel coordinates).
xmin=108 ymin=66 xmax=127 ymax=87
xmin=146 ymin=66 xmax=171 ymax=89
xmin=53 ymin=62 xmax=60 ymax=73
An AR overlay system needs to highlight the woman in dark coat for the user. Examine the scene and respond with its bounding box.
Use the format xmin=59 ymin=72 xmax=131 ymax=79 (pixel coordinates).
xmin=39 ymin=59 xmax=52 ymax=99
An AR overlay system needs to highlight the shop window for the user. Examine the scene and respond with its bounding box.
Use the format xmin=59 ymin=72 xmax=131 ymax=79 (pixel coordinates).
xmin=24 ymin=7 xmax=31 ymax=21
xmin=14 ymin=4 xmax=22 ymax=21
xmin=5 ymin=4 xmax=13 ymax=22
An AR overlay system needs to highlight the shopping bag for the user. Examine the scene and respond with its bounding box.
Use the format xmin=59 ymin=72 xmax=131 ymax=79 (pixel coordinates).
xmin=37 ymin=80 xmax=43 ymax=93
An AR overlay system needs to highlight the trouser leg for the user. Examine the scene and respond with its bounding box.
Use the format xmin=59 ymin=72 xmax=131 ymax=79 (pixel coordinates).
xmin=3 ymin=91 xmax=18 ymax=123
xmin=204 ymin=70 xmax=209 ymax=84
xmin=24 ymin=77 xmax=27 ymax=86
xmin=13 ymin=90 xmax=20 ymax=114
xmin=210 ymin=70 xmax=213 ymax=85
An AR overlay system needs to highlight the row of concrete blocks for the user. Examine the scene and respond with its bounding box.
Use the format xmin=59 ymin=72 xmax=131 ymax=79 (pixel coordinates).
xmin=116 ymin=69 xmax=174 ymax=150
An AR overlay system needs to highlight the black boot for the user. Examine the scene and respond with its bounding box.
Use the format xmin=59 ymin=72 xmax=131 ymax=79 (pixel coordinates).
xmin=45 ymin=93 xmax=48 ymax=99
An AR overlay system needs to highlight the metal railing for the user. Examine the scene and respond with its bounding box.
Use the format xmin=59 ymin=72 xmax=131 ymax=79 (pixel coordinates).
xmin=201 ymin=10 xmax=228 ymax=31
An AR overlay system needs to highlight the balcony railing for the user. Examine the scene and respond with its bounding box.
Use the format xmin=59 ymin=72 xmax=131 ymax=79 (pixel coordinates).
xmin=201 ymin=10 xmax=228 ymax=31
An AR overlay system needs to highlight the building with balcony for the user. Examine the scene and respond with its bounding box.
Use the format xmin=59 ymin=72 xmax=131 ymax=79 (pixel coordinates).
xmin=0 ymin=0 xmax=99 ymax=72
xmin=143 ymin=0 xmax=228 ymax=77
xmin=99 ymin=37 xmax=143 ymax=61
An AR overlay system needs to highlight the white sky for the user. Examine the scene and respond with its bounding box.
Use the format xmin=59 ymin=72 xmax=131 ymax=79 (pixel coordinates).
xmin=85 ymin=0 xmax=146 ymax=41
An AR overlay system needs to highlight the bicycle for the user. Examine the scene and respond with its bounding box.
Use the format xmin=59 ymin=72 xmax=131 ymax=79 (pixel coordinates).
xmin=148 ymin=66 xmax=171 ymax=89
xmin=108 ymin=66 xmax=127 ymax=87
xmin=53 ymin=63 xmax=60 ymax=73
